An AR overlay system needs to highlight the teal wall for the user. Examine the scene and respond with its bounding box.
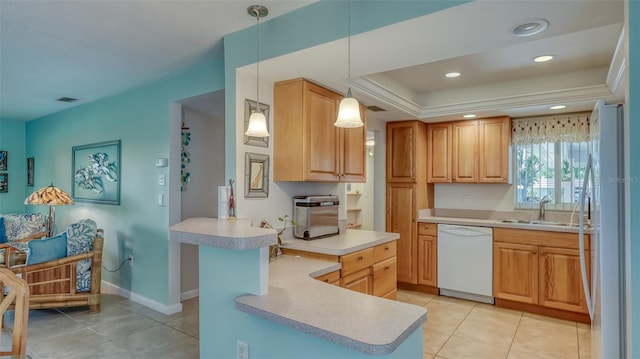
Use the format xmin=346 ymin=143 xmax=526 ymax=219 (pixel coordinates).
xmin=223 ymin=0 xmax=470 ymax=179
xmin=21 ymin=58 xmax=224 ymax=305
xmin=0 ymin=119 xmax=27 ymax=213
xmin=628 ymin=0 xmax=639 ymax=355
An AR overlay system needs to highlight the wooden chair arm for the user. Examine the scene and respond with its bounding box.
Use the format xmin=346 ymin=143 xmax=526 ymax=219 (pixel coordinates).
xmin=10 ymin=251 xmax=97 ymax=274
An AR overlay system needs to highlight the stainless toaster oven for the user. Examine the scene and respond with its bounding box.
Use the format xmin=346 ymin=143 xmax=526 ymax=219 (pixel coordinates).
xmin=293 ymin=195 xmax=339 ymax=240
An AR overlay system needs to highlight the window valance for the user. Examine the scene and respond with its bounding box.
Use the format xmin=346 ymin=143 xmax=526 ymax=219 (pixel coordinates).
xmin=512 ymin=112 xmax=590 ymax=145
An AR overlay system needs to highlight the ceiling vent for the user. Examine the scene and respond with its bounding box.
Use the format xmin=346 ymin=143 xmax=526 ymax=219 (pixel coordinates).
xmin=367 ymin=105 xmax=386 ymax=112
xmin=56 ymin=97 xmax=78 ymax=102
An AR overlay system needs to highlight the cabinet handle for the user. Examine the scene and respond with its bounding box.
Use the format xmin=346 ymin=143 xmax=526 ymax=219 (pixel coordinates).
xmin=384 ymin=247 xmax=389 ymax=251
xmin=324 ymin=279 xmax=329 ymax=283
xmin=357 ymin=256 xmax=364 ymax=261
xmin=384 ymin=266 xmax=390 ymax=271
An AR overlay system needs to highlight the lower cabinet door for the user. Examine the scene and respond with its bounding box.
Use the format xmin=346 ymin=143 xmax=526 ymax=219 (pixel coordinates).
xmin=372 ymin=257 xmax=397 ymax=297
xmin=493 ymin=242 xmax=538 ymax=304
xmin=341 ymin=268 xmax=372 ymax=295
xmin=539 ymin=246 xmax=590 ymax=313
xmin=417 ymin=235 xmax=437 ymax=287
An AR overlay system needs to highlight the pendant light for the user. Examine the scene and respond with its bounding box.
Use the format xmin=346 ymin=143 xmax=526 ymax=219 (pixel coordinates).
xmin=245 ymin=5 xmax=270 ymax=138
xmin=335 ymin=0 xmax=363 ymax=128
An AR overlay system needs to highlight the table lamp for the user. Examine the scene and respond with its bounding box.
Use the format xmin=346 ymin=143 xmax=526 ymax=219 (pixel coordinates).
xmin=25 ymin=184 xmax=74 ymax=237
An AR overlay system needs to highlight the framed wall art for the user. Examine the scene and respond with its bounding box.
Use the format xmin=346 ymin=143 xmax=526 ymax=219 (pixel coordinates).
xmin=244 ymin=152 xmax=269 ymax=198
xmin=0 ymin=151 xmax=7 ymax=171
xmin=0 ymin=173 xmax=7 ymax=193
xmin=72 ymin=140 xmax=121 ymax=205
xmin=243 ymin=99 xmax=270 ymax=148
xmin=27 ymin=157 xmax=34 ymax=187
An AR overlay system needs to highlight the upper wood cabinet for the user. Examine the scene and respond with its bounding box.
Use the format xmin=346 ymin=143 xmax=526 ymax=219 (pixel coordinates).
xmin=273 ymin=78 xmax=366 ymax=182
xmin=386 ymin=121 xmax=427 ymax=183
xmin=427 ymin=123 xmax=451 ymax=183
xmin=452 ymin=120 xmax=479 ymax=183
xmin=427 ymin=116 xmax=511 ymax=184
xmin=478 ymin=117 xmax=511 ymax=183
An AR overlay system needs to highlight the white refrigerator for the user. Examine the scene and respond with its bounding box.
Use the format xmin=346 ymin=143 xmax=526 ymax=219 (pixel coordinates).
xmin=579 ymin=99 xmax=626 ymax=359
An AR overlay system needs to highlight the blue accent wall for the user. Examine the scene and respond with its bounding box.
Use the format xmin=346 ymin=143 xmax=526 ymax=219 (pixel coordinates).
xmin=0 ymin=119 xmax=27 ymax=213
xmin=22 ymin=59 xmax=224 ymax=304
xmin=223 ymin=0 xmax=471 ymax=180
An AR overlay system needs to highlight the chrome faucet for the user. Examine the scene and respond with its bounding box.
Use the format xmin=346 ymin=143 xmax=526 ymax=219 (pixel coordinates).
xmin=538 ymin=195 xmax=552 ymax=221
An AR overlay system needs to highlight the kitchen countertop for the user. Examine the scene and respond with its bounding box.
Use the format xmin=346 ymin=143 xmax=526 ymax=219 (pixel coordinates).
xmin=281 ymin=229 xmax=399 ymax=256
xmin=235 ymin=255 xmax=426 ymax=355
xmin=419 ymin=215 xmax=593 ymax=234
xmin=168 ymin=217 xmax=277 ymax=249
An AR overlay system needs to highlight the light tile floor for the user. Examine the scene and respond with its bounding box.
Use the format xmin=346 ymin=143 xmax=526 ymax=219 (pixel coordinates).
xmin=1 ymin=290 xmax=590 ymax=359
xmin=396 ymin=290 xmax=591 ymax=359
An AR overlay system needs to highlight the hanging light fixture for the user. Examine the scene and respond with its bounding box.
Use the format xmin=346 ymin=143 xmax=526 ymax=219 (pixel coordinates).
xmin=335 ymin=0 xmax=363 ymax=128
xmin=245 ymin=5 xmax=270 ymax=138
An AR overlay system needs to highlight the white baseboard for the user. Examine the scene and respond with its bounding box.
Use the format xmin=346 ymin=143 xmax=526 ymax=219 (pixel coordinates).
xmin=101 ymin=280 xmax=183 ymax=315
xmin=180 ymin=288 xmax=199 ymax=301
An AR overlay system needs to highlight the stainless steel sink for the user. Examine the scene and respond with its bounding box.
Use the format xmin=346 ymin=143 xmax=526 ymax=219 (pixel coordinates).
xmin=496 ymin=219 xmax=589 ymax=228
xmin=497 ymin=219 xmax=530 ymax=224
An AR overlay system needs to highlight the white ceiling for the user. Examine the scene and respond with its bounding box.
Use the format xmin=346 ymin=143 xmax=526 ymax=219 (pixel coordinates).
xmin=1 ymin=0 xmax=626 ymax=127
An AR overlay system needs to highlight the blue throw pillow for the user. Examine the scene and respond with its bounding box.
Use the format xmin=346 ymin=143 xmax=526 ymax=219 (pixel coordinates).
xmin=0 ymin=217 xmax=7 ymax=244
xmin=27 ymin=232 xmax=68 ymax=265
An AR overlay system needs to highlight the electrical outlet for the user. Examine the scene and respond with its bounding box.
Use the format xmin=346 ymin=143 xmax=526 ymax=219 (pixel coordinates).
xmin=237 ymin=340 xmax=248 ymax=359
xmin=128 ymin=255 xmax=133 ymax=267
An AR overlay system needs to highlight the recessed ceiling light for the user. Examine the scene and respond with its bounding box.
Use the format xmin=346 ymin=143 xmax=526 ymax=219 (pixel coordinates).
xmin=445 ymin=72 xmax=461 ymax=78
xmin=463 ymin=114 xmax=476 ymax=118
xmin=511 ymin=18 xmax=549 ymax=37
xmin=534 ymin=55 xmax=555 ymax=63
xmin=550 ymin=105 xmax=567 ymax=110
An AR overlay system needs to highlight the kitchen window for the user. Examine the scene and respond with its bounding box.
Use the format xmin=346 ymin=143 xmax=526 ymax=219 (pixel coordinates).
xmin=512 ymin=112 xmax=590 ymax=211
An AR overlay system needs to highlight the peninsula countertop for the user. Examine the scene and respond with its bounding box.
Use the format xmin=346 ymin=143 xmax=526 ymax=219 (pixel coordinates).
xmin=235 ymin=255 xmax=426 ymax=355
xmin=281 ymin=229 xmax=399 ymax=256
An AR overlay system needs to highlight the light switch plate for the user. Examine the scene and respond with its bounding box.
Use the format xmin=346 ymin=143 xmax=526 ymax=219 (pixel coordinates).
xmin=155 ymin=158 xmax=168 ymax=167
xmin=158 ymin=174 xmax=166 ymax=186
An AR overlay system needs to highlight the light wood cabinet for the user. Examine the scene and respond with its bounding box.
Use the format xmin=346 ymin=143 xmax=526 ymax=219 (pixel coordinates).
xmin=315 ymin=270 xmax=341 ymax=286
xmin=427 ymin=123 xmax=452 ymax=183
xmin=273 ymin=78 xmax=365 ymax=182
xmin=386 ymin=120 xmax=434 ymax=286
xmin=493 ymin=241 xmax=539 ymax=304
xmin=386 ymin=121 xmax=425 ymax=183
xmin=478 ymin=117 xmax=511 ymax=183
xmin=452 ymin=120 xmax=479 ymax=183
xmin=386 ymin=183 xmax=417 ymax=284
xmin=341 ymin=268 xmax=372 ymax=294
xmin=417 ymin=222 xmax=437 ymax=287
xmin=427 ymin=116 xmax=511 ymax=184
xmin=539 ymin=246 xmax=590 ymax=313
xmin=291 ymin=241 xmax=398 ymax=299
xmin=493 ymin=228 xmax=590 ymax=315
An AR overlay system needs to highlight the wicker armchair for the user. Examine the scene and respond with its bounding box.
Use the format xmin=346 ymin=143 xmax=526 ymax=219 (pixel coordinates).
xmin=6 ymin=219 xmax=104 ymax=313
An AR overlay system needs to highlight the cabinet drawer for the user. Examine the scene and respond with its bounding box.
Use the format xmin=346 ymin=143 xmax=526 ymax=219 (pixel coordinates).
xmin=341 ymin=268 xmax=372 ymax=295
xmin=372 ymin=257 xmax=397 ymax=297
xmin=373 ymin=241 xmax=397 ymax=263
xmin=340 ymin=248 xmax=374 ymax=277
xmin=418 ymin=222 xmax=437 ymax=236
xmin=315 ymin=270 xmax=340 ymax=285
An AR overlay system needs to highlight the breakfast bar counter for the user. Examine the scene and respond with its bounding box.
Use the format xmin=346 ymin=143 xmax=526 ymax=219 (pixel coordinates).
xmin=236 ymin=255 xmax=426 ymax=355
xmin=169 ymin=218 xmax=424 ymax=358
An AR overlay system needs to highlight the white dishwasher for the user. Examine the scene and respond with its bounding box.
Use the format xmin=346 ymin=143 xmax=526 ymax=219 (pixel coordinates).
xmin=437 ymin=224 xmax=494 ymax=304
